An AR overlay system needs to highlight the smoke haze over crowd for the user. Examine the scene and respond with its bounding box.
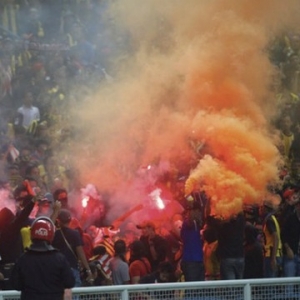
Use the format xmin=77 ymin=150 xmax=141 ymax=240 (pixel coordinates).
xmin=65 ymin=0 xmax=300 ymax=220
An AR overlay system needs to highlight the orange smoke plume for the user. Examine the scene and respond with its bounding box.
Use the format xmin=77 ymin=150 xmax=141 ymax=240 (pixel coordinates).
xmin=66 ymin=0 xmax=300 ymax=221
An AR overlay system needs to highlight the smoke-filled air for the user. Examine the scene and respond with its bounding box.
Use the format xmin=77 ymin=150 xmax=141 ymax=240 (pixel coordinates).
xmin=63 ymin=0 xmax=300 ymax=220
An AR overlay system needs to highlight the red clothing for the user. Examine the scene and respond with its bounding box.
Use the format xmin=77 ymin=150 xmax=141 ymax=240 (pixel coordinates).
xmin=129 ymin=258 xmax=151 ymax=282
xmin=82 ymin=233 xmax=93 ymax=260
xmin=95 ymin=253 xmax=113 ymax=278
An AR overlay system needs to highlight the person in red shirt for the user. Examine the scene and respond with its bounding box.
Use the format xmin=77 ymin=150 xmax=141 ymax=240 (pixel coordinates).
xmin=129 ymin=240 xmax=151 ymax=284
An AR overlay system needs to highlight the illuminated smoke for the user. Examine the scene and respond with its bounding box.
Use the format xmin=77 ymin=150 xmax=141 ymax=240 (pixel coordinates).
xmin=0 ymin=189 xmax=15 ymax=214
xmin=81 ymin=196 xmax=89 ymax=209
xmin=149 ymin=188 xmax=166 ymax=210
xmin=65 ymin=0 xmax=300 ymax=221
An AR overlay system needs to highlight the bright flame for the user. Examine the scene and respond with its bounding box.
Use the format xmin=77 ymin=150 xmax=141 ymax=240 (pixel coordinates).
xmin=82 ymin=196 xmax=89 ymax=208
xmin=149 ymin=188 xmax=165 ymax=210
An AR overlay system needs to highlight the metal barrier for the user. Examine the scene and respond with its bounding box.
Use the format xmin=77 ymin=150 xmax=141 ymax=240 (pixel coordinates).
xmin=0 ymin=277 xmax=300 ymax=300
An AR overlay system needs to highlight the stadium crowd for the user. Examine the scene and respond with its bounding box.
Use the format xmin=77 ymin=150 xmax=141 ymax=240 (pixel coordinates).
xmin=1 ymin=0 xmax=300 ymax=299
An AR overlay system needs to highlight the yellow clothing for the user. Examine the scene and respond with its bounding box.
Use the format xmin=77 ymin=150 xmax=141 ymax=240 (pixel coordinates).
xmin=276 ymin=92 xmax=299 ymax=106
xmin=18 ymin=51 xmax=32 ymax=69
xmin=263 ymin=215 xmax=282 ymax=257
xmin=9 ymin=174 xmax=23 ymax=190
xmin=37 ymin=21 xmax=44 ymax=38
xmin=281 ymin=132 xmax=294 ymax=169
xmin=66 ymin=33 xmax=77 ymax=47
xmin=281 ymin=132 xmax=294 ymax=158
xmin=38 ymin=164 xmax=68 ymax=191
xmin=20 ymin=226 xmax=32 ymax=249
xmin=6 ymin=122 xmax=15 ymax=140
xmin=95 ymin=239 xmax=115 ymax=258
xmin=47 ymin=86 xmax=65 ymax=101
xmin=184 ymin=177 xmax=197 ymax=196
xmin=2 ymin=4 xmax=19 ymax=35
xmin=203 ymin=240 xmax=220 ymax=280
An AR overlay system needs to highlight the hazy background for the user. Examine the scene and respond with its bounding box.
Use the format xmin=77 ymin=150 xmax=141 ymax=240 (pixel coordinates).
xmin=63 ymin=0 xmax=300 ymax=221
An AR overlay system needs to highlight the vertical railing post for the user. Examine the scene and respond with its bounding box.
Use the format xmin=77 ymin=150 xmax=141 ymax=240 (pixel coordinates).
xmin=244 ymin=282 xmax=252 ymax=300
xmin=121 ymin=288 xmax=129 ymax=300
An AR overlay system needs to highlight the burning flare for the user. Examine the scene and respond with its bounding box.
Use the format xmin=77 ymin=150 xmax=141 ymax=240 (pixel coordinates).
xmin=149 ymin=188 xmax=165 ymax=210
xmin=82 ymin=196 xmax=89 ymax=209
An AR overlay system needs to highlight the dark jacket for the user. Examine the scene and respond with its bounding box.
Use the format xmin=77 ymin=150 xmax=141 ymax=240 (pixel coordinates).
xmin=243 ymin=224 xmax=264 ymax=278
xmin=10 ymin=242 xmax=75 ymax=300
xmin=281 ymin=210 xmax=300 ymax=255
xmin=140 ymin=234 xmax=168 ymax=271
xmin=216 ymin=213 xmax=246 ymax=259
xmin=0 ymin=200 xmax=35 ymax=264
xmin=52 ymin=226 xmax=83 ymax=269
xmin=139 ymin=271 xmax=176 ymax=299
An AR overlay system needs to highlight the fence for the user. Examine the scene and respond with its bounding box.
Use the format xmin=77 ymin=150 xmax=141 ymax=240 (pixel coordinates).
xmin=0 ymin=277 xmax=300 ymax=300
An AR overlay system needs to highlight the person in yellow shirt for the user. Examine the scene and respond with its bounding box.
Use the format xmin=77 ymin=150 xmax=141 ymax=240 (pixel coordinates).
xmin=260 ymin=196 xmax=282 ymax=278
xmin=38 ymin=155 xmax=68 ymax=193
xmin=1 ymin=0 xmax=19 ymax=36
xmin=202 ymin=218 xmax=220 ymax=280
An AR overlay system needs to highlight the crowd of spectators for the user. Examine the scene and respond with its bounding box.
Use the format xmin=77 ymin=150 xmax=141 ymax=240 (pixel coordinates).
xmin=0 ymin=0 xmax=129 ymax=195
xmin=1 ymin=0 xmax=300 ymax=298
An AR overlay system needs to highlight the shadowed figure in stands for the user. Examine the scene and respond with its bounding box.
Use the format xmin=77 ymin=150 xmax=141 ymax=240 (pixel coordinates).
xmin=10 ymin=216 xmax=75 ymax=300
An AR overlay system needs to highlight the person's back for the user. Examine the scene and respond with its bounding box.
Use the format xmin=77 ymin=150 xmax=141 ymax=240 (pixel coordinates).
xmin=216 ymin=212 xmax=246 ymax=280
xmin=129 ymin=240 xmax=151 ymax=284
xmin=109 ymin=239 xmax=130 ymax=285
xmin=217 ymin=213 xmax=245 ymax=259
xmin=0 ymin=181 xmax=36 ymax=289
xmin=202 ymin=219 xmax=220 ymax=280
xmin=180 ymin=203 xmax=205 ymax=282
xmin=10 ymin=217 xmax=75 ymax=300
xmin=260 ymin=198 xmax=282 ymax=278
xmin=243 ymin=223 xmax=264 ymax=279
xmin=52 ymin=224 xmax=81 ymax=269
xmin=137 ymin=221 xmax=168 ymax=272
xmin=164 ymin=217 xmax=183 ymax=270
xmin=11 ymin=248 xmax=74 ymax=300
xmin=139 ymin=262 xmax=177 ymax=299
xmin=52 ymin=209 xmax=93 ymax=287
xmin=139 ymin=261 xmax=177 ymax=283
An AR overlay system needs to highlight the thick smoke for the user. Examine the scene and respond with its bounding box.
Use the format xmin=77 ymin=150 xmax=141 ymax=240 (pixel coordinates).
xmin=66 ymin=0 xmax=300 ymax=221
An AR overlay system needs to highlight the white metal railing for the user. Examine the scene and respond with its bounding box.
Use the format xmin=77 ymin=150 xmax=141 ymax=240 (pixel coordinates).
xmin=0 ymin=277 xmax=300 ymax=299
